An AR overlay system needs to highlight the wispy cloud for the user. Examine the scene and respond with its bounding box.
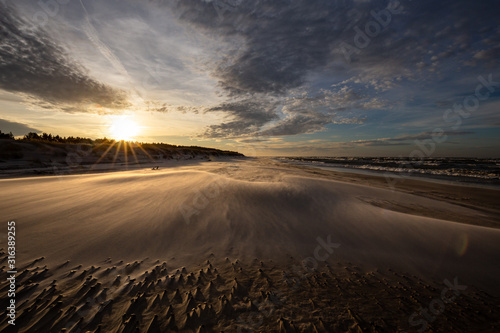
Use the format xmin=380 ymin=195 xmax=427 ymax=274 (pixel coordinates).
xmin=346 ymin=131 xmax=474 ymax=147
xmin=0 ymin=3 xmax=130 ymax=113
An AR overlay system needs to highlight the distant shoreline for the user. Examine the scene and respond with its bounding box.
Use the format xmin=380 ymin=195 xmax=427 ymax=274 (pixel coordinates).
xmin=263 ymin=158 xmax=500 ymax=230
xmin=277 ymin=156 xmax=500 ymax=188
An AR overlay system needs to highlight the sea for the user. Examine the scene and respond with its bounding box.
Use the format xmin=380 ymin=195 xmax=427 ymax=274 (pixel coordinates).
xmin=277 ymin=157 xmax=500 ymax=187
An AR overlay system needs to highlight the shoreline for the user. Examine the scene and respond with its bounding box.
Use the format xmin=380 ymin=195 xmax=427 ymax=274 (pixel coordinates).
xmin=262 ymin=158 xmax=500 ymax=229
xmin=275 ymin=158 xmax=500 ymax=189
xmin=292 ymin=162 xmax=500 ymax=189
xmin=276 ymin=156 xmax=500 ymax=186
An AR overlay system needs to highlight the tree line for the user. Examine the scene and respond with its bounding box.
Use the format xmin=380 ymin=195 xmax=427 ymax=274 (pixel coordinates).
xmin=0 ymin=130 xmax=116 ymax=144
xmin=0 ymin=130 xmax=243 ymax=156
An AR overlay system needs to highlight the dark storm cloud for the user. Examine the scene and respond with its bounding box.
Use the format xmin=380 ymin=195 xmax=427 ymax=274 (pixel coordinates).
xmin=171 ymin=0 xmax=499 ymax=94
xmin=168 ymin=0 xmax=499 ymax=138
xmin=172 ymin=0 xmax=374 ymax=95
xmin=0 ymin=3 xmax=129 ymax=112
xmin=201 ymin=97 xmax=279 ymax=138
xmin=0 ymin=118 xmax=41 ymax=136
xmin=259 ymin=113 xmax=333 ymax=136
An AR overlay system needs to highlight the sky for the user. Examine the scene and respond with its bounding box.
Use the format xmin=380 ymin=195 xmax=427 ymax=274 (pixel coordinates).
xmin=0 ymin=0 xmax=499 ymax=157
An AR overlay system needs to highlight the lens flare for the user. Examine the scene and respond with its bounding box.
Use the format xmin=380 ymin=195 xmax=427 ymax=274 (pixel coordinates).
xmin=455 ymin=233 xmax=469 ymax=256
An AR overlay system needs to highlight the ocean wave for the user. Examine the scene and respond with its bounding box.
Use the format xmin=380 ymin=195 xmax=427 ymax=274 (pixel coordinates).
xmin=279 ymin=157 xmax=500 ymax=181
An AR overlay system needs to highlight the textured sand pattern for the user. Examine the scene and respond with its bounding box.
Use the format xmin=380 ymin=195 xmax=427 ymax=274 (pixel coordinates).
xmin=1 ymin=255 xmax=499 ymax=332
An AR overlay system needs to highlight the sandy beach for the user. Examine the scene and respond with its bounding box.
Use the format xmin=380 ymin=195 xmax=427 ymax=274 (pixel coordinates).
xmin=1 ymin=158 xmax=499 ymax=332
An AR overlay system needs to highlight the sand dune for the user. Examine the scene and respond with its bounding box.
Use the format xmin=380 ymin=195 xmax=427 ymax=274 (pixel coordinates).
xmin=1 ymin=159 xmax=499 ymax=332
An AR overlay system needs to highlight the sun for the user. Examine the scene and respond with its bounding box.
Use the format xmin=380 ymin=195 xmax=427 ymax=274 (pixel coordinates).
xmin=109 ymin=116 xmax=139 ymax=141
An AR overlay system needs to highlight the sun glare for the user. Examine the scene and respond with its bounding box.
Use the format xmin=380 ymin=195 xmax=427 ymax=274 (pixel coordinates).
xmin=109 ymin=116 xmax=139 ymax=141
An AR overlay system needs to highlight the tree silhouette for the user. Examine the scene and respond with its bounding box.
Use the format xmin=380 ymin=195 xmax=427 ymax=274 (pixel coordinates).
xmin=0 ymin=130 xmax=14 ymax=139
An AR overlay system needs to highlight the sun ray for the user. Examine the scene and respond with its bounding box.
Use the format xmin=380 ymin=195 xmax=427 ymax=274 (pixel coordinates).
xmin=136 ymin=143 xmax=156 ymax=162
xmin=128 ymin=141 xmax=139 ymax=166
xmin=112 ymin=140 xmax=123 ymax=166
xmin=91 ymin=140 xmax=118 ymax=169
xmin=124 ymin=140 xmax=128 ymax=169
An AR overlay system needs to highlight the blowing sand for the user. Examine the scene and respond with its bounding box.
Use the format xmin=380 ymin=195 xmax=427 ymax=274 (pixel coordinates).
xmin=1 ymin=158 xmax=499 ymax=332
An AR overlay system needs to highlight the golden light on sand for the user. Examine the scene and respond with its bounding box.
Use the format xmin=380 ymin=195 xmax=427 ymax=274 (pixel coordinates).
xmin=109 ymin=116 xmax=139 ymax=141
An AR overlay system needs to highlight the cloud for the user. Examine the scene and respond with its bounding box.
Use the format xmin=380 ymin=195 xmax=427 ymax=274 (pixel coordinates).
xmin=0 ymin=118 xmax=41 ymax=136
xmin=201 ymin=85 xmax=385 ymax=138
xmin=201 ymin=96 xmax=279 ymax=138
xmin=143 ymin=101 xmax=206 ymax=114
xmin=3 ymin=0 xmax=498 ymax=147
xmin=172 ymin=0 xmax=374 ymax=95
xmin=0 ymin=3 xmax=130 ymax=112
xmin=332 ymin=117 xmax=366 ymax=124
xmin=259 ymin=112 xmax=333 ymax=136
xmin=347 ymin=131 xmax=474 ymax=147
xmin=164 ymin=0 xmax=500 ymax=139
